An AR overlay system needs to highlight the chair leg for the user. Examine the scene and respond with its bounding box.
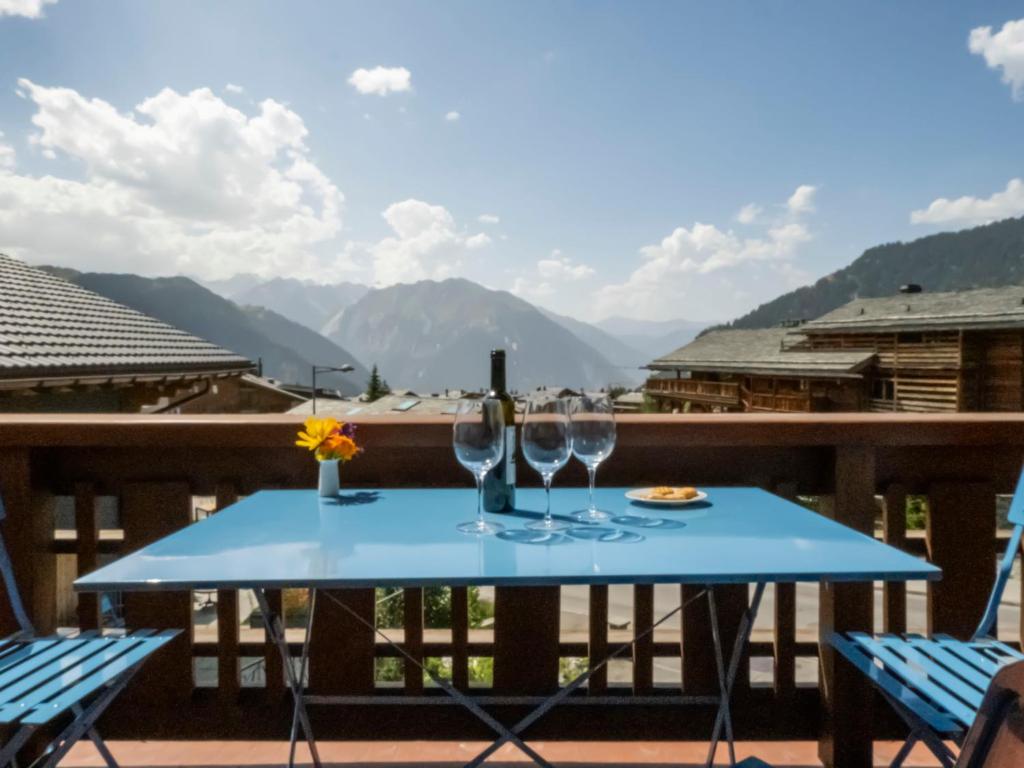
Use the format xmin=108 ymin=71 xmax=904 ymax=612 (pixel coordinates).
xmin=31 ymin=667 xmax=139 ymax=768
xmin=888 ymin=733 xmax=917 ymax=768
xmin=0 ymin=728 xmax=35 ymax=768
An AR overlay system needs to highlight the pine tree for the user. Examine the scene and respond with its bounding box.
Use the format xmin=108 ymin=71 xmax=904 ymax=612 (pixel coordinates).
xmin=366 ymin=364 xmax=390 ymax=402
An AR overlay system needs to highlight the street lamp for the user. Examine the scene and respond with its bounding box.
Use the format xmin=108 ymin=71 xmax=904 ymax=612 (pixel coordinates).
xmin=311 ymin=364 xmax=356 ymax=414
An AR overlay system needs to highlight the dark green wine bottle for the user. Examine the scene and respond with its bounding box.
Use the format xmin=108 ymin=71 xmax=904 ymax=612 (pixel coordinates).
xmin=482 ymin=349 xmax=516 ymax=512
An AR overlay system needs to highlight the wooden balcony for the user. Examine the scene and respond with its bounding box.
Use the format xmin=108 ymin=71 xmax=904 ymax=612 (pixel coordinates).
xmin=644 ymin=377 xmax=741 ymax=406
xmin=1 ymin=412 xmax=1023 ymax=768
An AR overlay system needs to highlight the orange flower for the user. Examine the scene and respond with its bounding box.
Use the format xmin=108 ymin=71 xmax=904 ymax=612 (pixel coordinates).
xmin=320 ymin=433 xmax=359 ymax=462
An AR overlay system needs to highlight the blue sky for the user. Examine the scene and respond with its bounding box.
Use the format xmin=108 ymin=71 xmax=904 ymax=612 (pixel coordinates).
xmin=1 ymin=1 xmax=1023 ymax=322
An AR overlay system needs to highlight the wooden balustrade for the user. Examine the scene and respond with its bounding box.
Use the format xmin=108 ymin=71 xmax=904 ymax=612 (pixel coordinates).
xmin=1 ymin=413 xmax=1024 ymax=768
xmin=645 ymin=378 xmax=741 ymax=405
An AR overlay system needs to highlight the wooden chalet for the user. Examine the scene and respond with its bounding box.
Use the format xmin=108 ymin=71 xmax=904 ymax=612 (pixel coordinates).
xmin=645 ymin=284 xmax=1024 ymax=413
xmin=646 ymin=328 xmax=874 ymax=412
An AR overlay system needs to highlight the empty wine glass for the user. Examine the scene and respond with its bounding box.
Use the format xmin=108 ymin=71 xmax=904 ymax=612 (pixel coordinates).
xmin=522 ymin=395 xmax=572 ymax=532
xmin=453 ymin=398 xmax=506 ymax=535
xmin=569 ymin=393 xmax=617 ymax=523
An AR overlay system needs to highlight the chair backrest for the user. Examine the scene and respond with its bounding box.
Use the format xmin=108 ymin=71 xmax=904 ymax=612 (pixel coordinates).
xmin=0 ymin=493 xmax=36 ymax=636
xmin=958 ymin=659 xmax=1024 ymax=767
xmin=975 ymin=466 xmax=1024 ymax=640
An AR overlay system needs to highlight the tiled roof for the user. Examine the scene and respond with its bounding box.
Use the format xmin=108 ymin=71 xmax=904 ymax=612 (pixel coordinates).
xmin=803 ymin=285 xmax=1024 ymax=333
xmin=648 ymin=328 xmax=874 ymax=378
xmin=0 ymin=254 xmax=252 ymax=382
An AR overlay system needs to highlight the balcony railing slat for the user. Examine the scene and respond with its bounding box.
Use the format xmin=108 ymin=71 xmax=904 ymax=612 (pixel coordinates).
xmin=681 ymin=584 xmax=713 ymax=694
xmin=450 ymin=586 xmax=469 ymax=690
xmin=73 ymin=481 xmax=99 ymax=631
xmin=881 ymin=484 xmax=908 ymax=634
xmin=588 ymin=585 xmax=608 ymax=695
xmin=632 ymin=584 xmax=654 ymax=694
xmin=403 ymin=588 xmax=424 ymax=694
xmin=214 ymin=482 xmax=240 ymax=699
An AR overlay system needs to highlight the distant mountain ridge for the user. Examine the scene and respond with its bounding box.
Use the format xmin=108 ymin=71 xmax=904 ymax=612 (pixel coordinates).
xmin=594 ymin=316 xmax=708 ymax=359
xmin=721 ymin=216 xmax=1024 ymax=330
xmin=43 ymin=269 xmax=369 ymax=394
xmin=327 ymin=278 xmax=631 ymax=392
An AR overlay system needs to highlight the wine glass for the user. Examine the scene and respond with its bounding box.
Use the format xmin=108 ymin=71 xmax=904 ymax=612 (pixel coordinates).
xmin=569 ymin=393 xmax=617 ymax=523
xmin=522 ymin=395 xmax=572 ymax=532
xmin=453 ymin=398 xmax=506 ymax=535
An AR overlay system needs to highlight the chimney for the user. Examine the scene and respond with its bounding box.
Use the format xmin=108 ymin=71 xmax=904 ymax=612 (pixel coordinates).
xmin=899 ymin=283 xmax=923 ymax=294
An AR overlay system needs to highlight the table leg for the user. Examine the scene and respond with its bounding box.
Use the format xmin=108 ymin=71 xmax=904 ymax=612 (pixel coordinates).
xmin=254 ymin=588 xmax=321 ymax=768
xmin=705 ymin=582 xmax=766 ymax=768
xmin=461 ymin=587 xmax=713 ymax=768
xmin=289 ymin=589 xmax=317 ymax=768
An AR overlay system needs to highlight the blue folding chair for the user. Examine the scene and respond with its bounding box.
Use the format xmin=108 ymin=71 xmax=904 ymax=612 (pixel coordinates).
xmin=736 ymin=659 xmax=1024 ymax=767
xmin=829 ymin=468 xmax=1024 ymax=768
xmin=0 ymin=493 xmax=178 ymax=767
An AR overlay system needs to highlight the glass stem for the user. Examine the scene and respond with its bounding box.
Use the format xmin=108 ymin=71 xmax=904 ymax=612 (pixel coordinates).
xmin=587 ymin=465 xmax=597 ymax=513
xmin=475 ymin=472 xmax=485 ymax=527
xmin=544 ymin=475 xmax=553 ymax=524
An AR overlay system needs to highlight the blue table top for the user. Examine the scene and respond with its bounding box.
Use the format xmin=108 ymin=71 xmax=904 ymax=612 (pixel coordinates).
xmin=74 ymin=487 xmax=939 ymax=591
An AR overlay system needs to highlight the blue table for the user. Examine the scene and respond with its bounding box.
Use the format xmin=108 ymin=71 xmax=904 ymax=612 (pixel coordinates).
xmin=75 ymin=487 xmax=939 ymax=768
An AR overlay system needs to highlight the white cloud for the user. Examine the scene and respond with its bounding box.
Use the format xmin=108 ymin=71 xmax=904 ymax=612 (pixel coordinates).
xmin=477 ymin=213 xmax=500 ymax=224
xmin=595 ymin=186 xmax=817 ymax=320
xmin=970 ymin=19 xmax=1024 ymax=99
xmin=511 ymin=277 xmax=554 ymax=301
xmin=0 ymin=132 xmax=14 ymax=169
xmin=537 ymin=250 xmax=594 ymax=281
xmin=0 ymin=79 xmax=344 ymax=280
xmin=736 ymin=203 xmax=761 ymax=224
xmin=0 ymin=0 xmax=56 ymax=18
xmin=445 ymin=111 xmax=460 ymax=122
xmin=368 ymin=199 xmax=490 ymax=285
xmin=910 ymin=178 xmax=1024 ymax=226
xmin=786 ymin=184 xmax=816 ymax=214
xmin=347 ymin=66 xmax=412 ymax=96
xmin=224 ymin=83 xmax=245 ymax=95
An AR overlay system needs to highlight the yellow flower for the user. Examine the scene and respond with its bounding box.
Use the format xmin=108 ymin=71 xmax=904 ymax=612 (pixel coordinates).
xmin=295 ymin=417 xmax=340 ymax=453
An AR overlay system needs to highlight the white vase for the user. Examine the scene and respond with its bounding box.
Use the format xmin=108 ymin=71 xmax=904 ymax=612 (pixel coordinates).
xmin=318 ymin=459 xmax=340 ymax=497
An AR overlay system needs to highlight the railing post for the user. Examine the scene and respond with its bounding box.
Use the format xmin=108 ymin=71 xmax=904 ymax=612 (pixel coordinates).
xmin=819 ymin=446 xmax=875 ymax=768
xmin=119 ymin=481 xmax=194 ymax=729
xmin=926 ymin=481 xmax=994 ymax=637
xmin=0 ymin=447 xmax=54 ymax=635
xmin=494 ymin=586 xmax=559 ymax=694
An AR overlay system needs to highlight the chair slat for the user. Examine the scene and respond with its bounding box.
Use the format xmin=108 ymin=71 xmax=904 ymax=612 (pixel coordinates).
xmin=903 ymin=635 xmax=992 ymax=692
xmin=871 ymin=635 xmax=986 ymax=708
xmin=0 ymin=638 xmax=125 ymax=710
xmin=829 ymin=632 xmax=961 ymax=734
xmin=0 ymin=639 xmax=62 ymax=675
xmin=16 ymin=632 xmax=177 ymax=725
xmin=845 ymin=632 xmax=977 ymax=728
xmin=0 ymin=638 xmax=97 ymax=698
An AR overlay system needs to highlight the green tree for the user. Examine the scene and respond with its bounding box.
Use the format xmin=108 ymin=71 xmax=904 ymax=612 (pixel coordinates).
xmin=365 ymin=364 xmax=391 ymax=402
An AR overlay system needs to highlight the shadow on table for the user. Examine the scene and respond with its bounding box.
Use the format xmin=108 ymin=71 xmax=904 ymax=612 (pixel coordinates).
xmin=321 ymin=491 xmax=381 ymax=507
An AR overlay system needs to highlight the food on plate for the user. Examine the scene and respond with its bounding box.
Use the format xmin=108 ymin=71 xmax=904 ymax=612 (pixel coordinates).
xmin=645 ymin=486 xmax=699 ymax=501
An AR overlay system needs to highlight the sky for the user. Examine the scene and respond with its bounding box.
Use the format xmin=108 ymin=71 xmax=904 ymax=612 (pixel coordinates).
xmin=2 ymin=1 xmax=1024 ymax=323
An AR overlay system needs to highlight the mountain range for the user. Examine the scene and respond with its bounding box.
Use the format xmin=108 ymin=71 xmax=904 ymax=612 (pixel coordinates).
xmin=721 ymin=216 xmax=1024 ymax=330
xmin=326 ymin=278 xmax=640 ymax=392
xmin=42 ymin=268 xmax=369 ymax=395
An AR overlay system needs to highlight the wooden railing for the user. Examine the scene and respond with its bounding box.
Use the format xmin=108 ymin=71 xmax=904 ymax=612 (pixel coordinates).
xmin=1 ymin=413 xmax=1024 ymax=768
xmin=645 ymin=378 xmax=740 ymax=405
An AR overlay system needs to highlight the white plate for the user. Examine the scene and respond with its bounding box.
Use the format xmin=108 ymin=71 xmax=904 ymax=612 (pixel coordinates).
xmin=625 ymin=488 xmax=708 ymax=506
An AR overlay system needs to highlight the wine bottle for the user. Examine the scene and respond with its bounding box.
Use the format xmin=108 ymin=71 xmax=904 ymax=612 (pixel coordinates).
xmin=483 ymin=349 xmax=516 ymax=512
